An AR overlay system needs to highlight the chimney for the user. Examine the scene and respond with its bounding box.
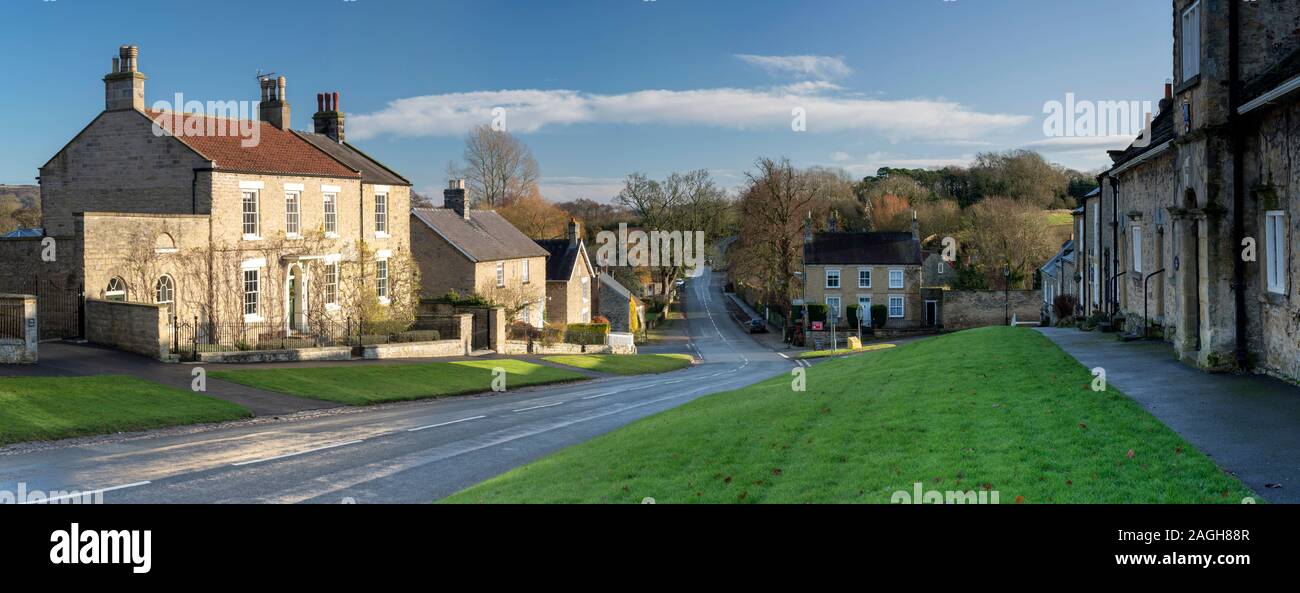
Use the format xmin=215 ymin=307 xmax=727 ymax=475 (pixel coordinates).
xmin=104 ymin=45 xmax=146 ymax=112
xmin=313 ymin=90 xmax=346 ymax=142
xmin=1159 ymin=80 xmax=1174 ymax=113
xmin=910 ymin=209 xmax=919 ymax=240
xmin=567 ymin=218 xmax=583 ymax=246
xmin=259 ymin=75 xmax=290 ymax=130
xmin=445 ymin=179 xmax=470 ymax=220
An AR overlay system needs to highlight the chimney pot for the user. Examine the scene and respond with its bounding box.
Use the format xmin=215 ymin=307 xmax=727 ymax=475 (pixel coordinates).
xmin=259 ymin=75 xmax=291 ymax=130
xmin=317 ymin=93 xmax=324 ymax=112
xmin=333 ymin=92 xmax=340 ymax=112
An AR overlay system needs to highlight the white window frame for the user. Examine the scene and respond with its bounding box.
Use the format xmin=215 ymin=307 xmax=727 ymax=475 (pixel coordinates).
xmin=243 ymin=268 xmax=261 ymax=322
xmin=825 ymin=268 xmax=841 ymax=289
xmin=522 ymin=260 xmax=531 ymax=284
xmin=888 ymin=268 xmax=904 ymax=289
xmin=241 ymin=190 xmax=261 ymax=240
xmin=324 ymin=262 xmax=339 ymax=308
xmin=888 ymin=295 xmax=905 ymax=319
xmin=105 ymin=277 xmax=127 ymax=301
xmin=1181 ymin=1 xmax=1201 ymax=82
xmin=936 ymin=260 xmax=946 ymax=276
xmin=323 ymin=192 xmax=338 ymax=237
xmin=376 ymin=259 xmax=390 ymax=304
xmin=1267 ymin=211 xmax=1287 ymax=295
xmin=374 ymin=192 xmax=389 ymax=238
xmin=155 ymin=275 xmax=175 ymax=305
xmin=825 ymin=296 xmax=842 ymax=322
xmin=285 ymin=191 xmax=301 ymax=238
xmin=858 ymin=268 xmax=872 ymax=289
xmin=496 ymin=262 xmax=506 ymax=287
xmin=1131 ymin=225 xmax=1143 ymax=274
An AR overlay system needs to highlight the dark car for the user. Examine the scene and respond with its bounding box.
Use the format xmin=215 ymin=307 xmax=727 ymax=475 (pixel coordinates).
xmin=748 ymin=319 xmax=769 ymax=334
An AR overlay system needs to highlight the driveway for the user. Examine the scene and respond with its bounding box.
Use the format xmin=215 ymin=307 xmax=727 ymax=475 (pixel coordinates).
xmin=1038 ymin=327 xmax=1300 ymax=503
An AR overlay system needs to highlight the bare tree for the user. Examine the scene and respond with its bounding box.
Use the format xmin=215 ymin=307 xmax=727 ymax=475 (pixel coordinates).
xmin=448 ymin=124 xmax=541 ymax=208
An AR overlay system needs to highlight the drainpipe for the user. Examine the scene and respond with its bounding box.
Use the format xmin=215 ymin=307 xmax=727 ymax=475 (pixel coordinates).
xmin=1229 ymin=0 xmax=1249 ymax=370
xmin=1110 ymin=177 xmax=1120 ymax=316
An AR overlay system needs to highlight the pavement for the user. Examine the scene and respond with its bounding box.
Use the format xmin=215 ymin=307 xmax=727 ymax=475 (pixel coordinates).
xmin=0 ymin=267 xmax=796 ymax=503
xmin=1039 ymin=327 xmax=1300 ymax=503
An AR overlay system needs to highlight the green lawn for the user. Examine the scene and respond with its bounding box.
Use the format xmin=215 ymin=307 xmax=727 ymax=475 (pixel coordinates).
xmin=211 ymin=360 xmax=587 ymax=406
xmin=446 ymin=327 xmax=1253 ymax=504
xmin=542 ymin=354 xmax=694 ymax=376
xmin=0 ymin=376 xmax=251 ymax=446
xmin=799 ymin=343 xmax=897 ymax=360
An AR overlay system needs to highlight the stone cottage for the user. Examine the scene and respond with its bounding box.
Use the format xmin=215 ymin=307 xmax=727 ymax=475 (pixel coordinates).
xmin=410 ymin=181 xmax=549 ymax=328
xmin=802 ymin=230 xmax=926 ymax=328
xmin=534 ymin=219 xmax=595 ymax=325
xmin=594 ymin=272 xmax=643 ymax=334
xmin=1082 ymin=1 xmax=1300 ymax=380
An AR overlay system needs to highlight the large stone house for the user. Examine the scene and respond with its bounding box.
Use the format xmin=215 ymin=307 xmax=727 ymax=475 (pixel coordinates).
xmin=534 ymin=219 xmax=595 ymax=325
xmin=410 ymin=182 xmax=549 ymax=327
xmin=802 ymin=230 xmax=926 ymax=328
xmin=9 ymin=45 xmax=411 ymax=343
xmin=1082 ymin=1 xmax=1300 ymax=380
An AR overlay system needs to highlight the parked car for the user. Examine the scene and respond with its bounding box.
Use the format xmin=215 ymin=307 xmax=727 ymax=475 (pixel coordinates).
xmin=748 ymin=319 xmax=768 ymax=334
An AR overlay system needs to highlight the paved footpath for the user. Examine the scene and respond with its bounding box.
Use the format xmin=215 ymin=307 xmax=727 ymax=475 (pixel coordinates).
xmin=1039 ymin=327 xmax=1300 ymax=503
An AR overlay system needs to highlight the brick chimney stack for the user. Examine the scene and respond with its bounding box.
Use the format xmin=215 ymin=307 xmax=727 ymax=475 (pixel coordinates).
xmin=104 ymin=45 xmax=146 ymax=112
xmin=313 ymin=91 xmax=346 ymax=143
xmin=445 ymin=179 xmax=470 ymax=220
xmin=259 ymin=75 xmax=290 ymax=130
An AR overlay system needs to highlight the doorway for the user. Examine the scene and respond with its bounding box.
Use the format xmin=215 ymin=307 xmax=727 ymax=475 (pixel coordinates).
xmin=924 ymin=300 xmax=938 ymax=327
xmin=286 ymin=264 xmax=307 ymax=335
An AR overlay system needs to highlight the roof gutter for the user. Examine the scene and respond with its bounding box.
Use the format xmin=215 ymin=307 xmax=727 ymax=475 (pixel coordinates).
xmin=1238 ymin=73 xmax=1300 ymax=115
xmin=1108 ymin=140 xmax=1172 ymax=177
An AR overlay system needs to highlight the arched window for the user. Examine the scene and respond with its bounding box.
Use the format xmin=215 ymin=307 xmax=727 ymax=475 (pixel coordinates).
xmin=155 ymin=275 xmax=175 ymax=305
xmin=106 ymin=277 xmax=127 ymax=301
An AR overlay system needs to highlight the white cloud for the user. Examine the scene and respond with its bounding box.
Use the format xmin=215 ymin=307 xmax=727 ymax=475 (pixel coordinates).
xmin=735 ymin=54 xmax=852 ymax=80
xmin=830 ymin=151 xmax=852 ymax=162
xmin=1022 ymin=135 xmax=1136 ymax=153
xmin=350 ymin=87 xmax=1031 ymax=142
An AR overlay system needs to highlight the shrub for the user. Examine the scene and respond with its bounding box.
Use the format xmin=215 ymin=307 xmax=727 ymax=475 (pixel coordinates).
xmin=845 ymin=304 xmax=861 ymax=327
xmin=566 ymin=322 xmax=610 ymax=345
xmin=592 ymin=315 xmax=611 ymax=325
xmin=1052 ymin=294 xmax=1078 ymax=321
xmin=870 ymin=304 xmax=888 ymax=329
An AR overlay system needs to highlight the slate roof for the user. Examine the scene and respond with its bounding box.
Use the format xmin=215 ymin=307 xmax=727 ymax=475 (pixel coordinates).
xmin=534 ymin=239 xmax=590 ymax=282
xmin=803 ymin=232 xmax=923 ymax=266
xmin=294 ymin=132 xmax=411 ymax=186
xmin=1040 ymin=240 xmax=1076 ymax=277
xmin=411 ymin=208 xmax=549 ymax=262
xmin=1243 ymin=45 xmax=1300 ymax=106
xmin=1 ymin=228 xmax=43 ymax=238
xmin=142 ymin=110 xmax=360 ymax=179
xmin=1107 ymin=105 xmax=1175 ymax=172
xmin=598 ymin=272 xmax=639 ymax=305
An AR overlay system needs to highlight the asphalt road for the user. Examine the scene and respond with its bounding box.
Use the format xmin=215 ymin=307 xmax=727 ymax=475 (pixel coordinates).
xmin=0 ymin=269 xmax=795 ymax=503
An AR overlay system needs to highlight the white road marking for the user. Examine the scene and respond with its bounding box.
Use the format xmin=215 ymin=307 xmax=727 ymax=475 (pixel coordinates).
xmin=512 ymin=401 xmax=566 ymax=413
xmin=407 ymin=416 xmax=488 ymax=433
xmin=777 ymin=352 xmax=789 ymax=359
xmin=231 ymin=440 xmax=364 ymax=467
xmin=581 ymin=392 xmax=617 ymax=400
xmin=21 ymin=481 xmax=152 ymax=504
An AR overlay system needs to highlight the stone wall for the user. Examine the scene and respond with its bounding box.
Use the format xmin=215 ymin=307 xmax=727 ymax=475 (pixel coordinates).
xmin=0 ymin=295 xmax=38 ymax=364
xmin=941 ymin=290 xmax=1041 ymax=330
xmin=84 ymin=298 xmax=170 ymax=360
xmin=197 ymin=347 xmax=351 ymax=364
xmin=500 ymin=341 xmax=633 ymax=356
xmin=361 ymin=339 xmax=465 ymax=359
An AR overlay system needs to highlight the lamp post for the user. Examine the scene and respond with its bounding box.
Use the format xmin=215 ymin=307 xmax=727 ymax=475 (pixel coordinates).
xmin=1003 ymin=264 xmax=1011 ymax=326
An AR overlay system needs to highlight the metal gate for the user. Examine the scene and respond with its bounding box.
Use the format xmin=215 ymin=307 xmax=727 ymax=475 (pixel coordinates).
xmin=16 ymin=276 xmax=82 ymax=340
xmin=471 ymin=308 xmax=491 ymax=351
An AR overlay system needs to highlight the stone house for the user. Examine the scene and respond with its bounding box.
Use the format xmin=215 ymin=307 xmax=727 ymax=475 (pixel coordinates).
xmin=594 ymin=272 xmax=643 ymax=334
xmin=1082 ymin=1 xmax=1300 ymax=380
xmin=920 ymin=251 xmax=952 ymax=289
xmin=16 ymin=45 xmax=412 ymax=344
xmin=1039 ymin=239 xmax=1077 ymax=325
xmin=534 ymin=219 xmax=595 ymax=325
xmin=410 ymin=181 xmax=549 ymax=328
xmin=802 ymin=231 xmax=926 ymax=328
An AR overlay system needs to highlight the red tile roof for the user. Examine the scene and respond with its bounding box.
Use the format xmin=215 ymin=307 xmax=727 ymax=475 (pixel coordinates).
xmin=142 ymin=110 xmax=360 ymax=179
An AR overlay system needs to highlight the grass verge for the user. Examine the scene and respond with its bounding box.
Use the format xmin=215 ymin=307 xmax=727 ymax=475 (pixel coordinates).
xmin=446 ymin=327 xmax=1253 ymax=504
xmin=210 ymin=360 xmax=587 ymax=406
xmin=798 ymin=343 xmax=897 ymax=360
xmin=0 ymin=376 xmax=250 ymax=445
xmin=542 ymin=354 xmax=694 ymax=376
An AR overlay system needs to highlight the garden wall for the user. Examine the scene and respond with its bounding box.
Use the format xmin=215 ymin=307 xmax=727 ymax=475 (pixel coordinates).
xmin=84 ymin=299 xmax=170 ymax=360
xmin=941 ymin=290 xmax=1041 ymax=330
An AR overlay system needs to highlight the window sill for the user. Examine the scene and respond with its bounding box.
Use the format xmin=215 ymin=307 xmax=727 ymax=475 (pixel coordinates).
xmin=375 ymin=232 xmax=391 ymax=240
xmin=378 ymin=297 xmax=391 ymax=306
xmin=325 ymin=232 xmax=339 ymax=239
xmin=325 ymin=303 xmax=342 ymax=312
xmin=244 ymin=314 xmax=265 ymax=323
xmin=1175 ymin=75 xmax=1200 ymax=95
xmin=243 ymin=234 xmax=263 ymax=242
xmin=286 ymin=233 xmax=302 ymax=240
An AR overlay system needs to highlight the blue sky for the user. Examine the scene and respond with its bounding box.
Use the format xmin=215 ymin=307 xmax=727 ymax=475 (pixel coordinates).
xmin=0 ymin=0 xmax=1172 ymax=201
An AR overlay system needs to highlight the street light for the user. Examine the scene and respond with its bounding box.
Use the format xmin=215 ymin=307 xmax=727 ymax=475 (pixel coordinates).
xmin=1003 ymin=264 xmax=1011 ymax=326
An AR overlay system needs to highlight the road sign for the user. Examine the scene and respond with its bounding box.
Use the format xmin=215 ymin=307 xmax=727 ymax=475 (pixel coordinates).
xmin=811 ymin=321 xmax=824 ymax=331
